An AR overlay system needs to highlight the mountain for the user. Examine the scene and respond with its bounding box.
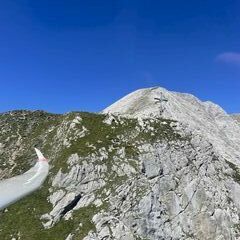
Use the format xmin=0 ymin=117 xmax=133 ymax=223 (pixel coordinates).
xmin=0 ymin=87 xmax=240 ymax=240
xmin=232 ymin=114 xmax=240 ymax=124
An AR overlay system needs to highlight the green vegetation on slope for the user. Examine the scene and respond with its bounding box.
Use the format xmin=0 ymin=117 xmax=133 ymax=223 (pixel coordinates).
xmin=0 ymin=110 xmax=185 ymax=240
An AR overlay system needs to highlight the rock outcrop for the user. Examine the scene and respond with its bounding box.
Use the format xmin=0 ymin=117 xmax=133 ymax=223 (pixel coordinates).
xmin=0 ymin=87 xmax=240 ymax=240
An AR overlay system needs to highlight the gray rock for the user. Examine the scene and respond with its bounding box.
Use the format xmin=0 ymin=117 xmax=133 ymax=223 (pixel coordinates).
xmin=1 ymin=88 xmax=240 ymax=239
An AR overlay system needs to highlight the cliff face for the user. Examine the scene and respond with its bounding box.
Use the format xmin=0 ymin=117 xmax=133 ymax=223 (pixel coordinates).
xmin=232 ymin=114 xmax=240 ymax=124
xmin=0 ymin=87 xmax=240 ymax=240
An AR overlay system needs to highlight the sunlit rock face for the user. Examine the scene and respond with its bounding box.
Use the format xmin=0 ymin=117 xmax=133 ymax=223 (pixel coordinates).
xmin=0 ymin=87 xmax=240 ymax=240
xmin=103 ymin=87 xmax=240 ymax=164
xmin=232 ymin=114 xmax=240 ymax=124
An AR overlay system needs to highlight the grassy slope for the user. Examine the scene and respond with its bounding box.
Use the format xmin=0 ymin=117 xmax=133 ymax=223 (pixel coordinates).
xmin=0 ymin=111 xmax=184 ymax=240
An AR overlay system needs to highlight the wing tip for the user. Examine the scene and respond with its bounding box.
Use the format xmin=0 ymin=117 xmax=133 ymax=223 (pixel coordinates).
xmin=34 ymin=148 xmax=47 ymax=162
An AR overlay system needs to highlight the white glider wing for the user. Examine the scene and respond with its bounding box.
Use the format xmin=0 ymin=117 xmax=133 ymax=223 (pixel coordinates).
xmin=0 ymin=148 xmax=49 ymax=210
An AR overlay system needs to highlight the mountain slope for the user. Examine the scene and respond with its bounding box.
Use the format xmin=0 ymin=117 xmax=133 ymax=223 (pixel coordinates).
xmin=0 ymin=87 xmax=240 ymax=240
xmin=232 ymin=114 xmax=240 ymax=124
xmin=103 ymin=87 xmax=240 ymax=164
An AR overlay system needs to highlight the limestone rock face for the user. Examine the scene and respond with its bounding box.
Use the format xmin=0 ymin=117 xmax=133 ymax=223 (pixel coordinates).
xmin=103 ymin=87 xmax=240 ymax=165
xmin=232 ymin=114 xmax=240 ymax=124
xmin=0 ymin=88 xmax=240 ymax=240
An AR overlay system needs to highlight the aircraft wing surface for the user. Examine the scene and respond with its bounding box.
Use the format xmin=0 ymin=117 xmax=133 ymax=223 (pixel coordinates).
xmin=0 ymin=148 xmax=49 ymax=210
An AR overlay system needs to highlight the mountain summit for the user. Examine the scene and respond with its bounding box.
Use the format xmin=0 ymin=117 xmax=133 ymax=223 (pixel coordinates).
xmin=104 ymin=87 xmax=240 ymax=164
xmin=0 ymin=87 xmax=240 ymax=240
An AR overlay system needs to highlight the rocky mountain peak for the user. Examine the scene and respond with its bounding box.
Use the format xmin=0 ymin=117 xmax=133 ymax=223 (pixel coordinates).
xmin=0 ymin=87 xmax=240 ymax=240
xmin=104 ymin=87 xmax=240 ymax=164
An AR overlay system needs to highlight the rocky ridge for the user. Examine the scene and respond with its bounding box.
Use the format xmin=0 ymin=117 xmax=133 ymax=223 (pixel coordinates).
xmin=232 ymin=114 xmax=240 ymax=124
xmin=0 ymin=87 xmax=240 ymax=240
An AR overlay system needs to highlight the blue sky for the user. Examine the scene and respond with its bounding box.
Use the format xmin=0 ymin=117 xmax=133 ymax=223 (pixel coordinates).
xmin=0 ymin=0 xmax=240 ymax=113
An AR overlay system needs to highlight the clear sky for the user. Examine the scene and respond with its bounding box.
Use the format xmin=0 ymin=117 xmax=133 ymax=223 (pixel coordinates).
xmin=0 ymin=0 xmax=240 ymax=113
